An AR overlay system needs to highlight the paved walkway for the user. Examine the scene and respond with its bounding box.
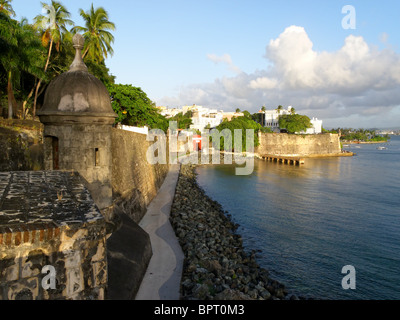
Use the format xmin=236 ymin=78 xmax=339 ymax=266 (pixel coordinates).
xmin=135 ymin=164 xmax=184 ymax=300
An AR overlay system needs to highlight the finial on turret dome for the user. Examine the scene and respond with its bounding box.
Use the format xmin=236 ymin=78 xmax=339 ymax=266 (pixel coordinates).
xmin=69 ymin=33 xmax=88 ymax=72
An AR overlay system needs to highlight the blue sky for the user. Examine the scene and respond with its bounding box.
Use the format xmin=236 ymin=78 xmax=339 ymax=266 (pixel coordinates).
xmin=12 ymin=0 xmax=400 ymax=128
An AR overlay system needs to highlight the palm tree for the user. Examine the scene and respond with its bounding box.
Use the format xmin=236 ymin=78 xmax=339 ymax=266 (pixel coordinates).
xmin=274 ymin=105 xmax=283 ymax=130
xmin=261 ymin=106 xmax=266 ymax=126
xmin=33 ymin=0 xmax=74 ymax=116
xmin=0 ymin=11 xmax=17 ymax=118
xmin=0 ymin=0 xmax=15 ymax=17
xmin=19 ymin=19 xmax=47 ymax=118
xmin=290 ymin=107 xmax=296 ymax=115
xmin=72 ymin=3 xmax=115 ymax=63
xmin=0 ymin=13 xmax=45 ymax=118
xmin=235 ymin=108 xmax=241 ymax=113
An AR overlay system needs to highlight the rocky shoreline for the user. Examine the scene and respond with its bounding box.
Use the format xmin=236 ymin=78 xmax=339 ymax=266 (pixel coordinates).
xmin=170 ymin=164 xmax=303 ymax=300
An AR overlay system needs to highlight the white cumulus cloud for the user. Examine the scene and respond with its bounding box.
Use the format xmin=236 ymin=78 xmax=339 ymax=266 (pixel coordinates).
xmin=159 ymin=25 xmax=400 ymax=127
xmin=249 ymin=77 xmax=278 ymax=90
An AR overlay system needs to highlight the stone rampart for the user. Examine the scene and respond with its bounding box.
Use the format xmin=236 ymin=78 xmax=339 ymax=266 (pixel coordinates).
xmin=256 ymin=133 xmax=342 ymax=156
xmin=111 ymin=128 xmax=170 ymax=223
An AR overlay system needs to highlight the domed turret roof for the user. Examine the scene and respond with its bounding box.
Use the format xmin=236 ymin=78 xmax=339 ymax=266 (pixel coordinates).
xmin=38 ymin=34 xmax=117 ymax=120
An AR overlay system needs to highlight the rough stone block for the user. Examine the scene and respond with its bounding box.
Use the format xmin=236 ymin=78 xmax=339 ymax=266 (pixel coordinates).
xmin=66 ymin=267 xmax=84 ymax=297
xmin=0 ymin=256 xmax=19 ymax=282
xmin=64 ymin=251 xmax=81 ymax=269
xmin=1 ymin=171 xmax=107 ymax=300
xmin=92 ymin=260 xmax=107 ymax=287
xmin=7 ymin=277 xmax=39 ymax=300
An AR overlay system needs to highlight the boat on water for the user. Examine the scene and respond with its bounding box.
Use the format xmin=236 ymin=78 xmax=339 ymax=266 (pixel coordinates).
xmin=377 ymin=146 xmax=387 ymax=150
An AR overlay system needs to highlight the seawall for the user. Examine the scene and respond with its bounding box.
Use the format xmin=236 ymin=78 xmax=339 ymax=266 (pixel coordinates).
xmin=111 ymin=128 xmax=170 ymax=223
xmin=256 ymin=133 xmax=343 ymax=157
xmin=107 ymin=128 xmax=170 ymax=300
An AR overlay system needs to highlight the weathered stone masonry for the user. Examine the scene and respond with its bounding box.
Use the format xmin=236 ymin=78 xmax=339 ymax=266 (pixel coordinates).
xmin=106 ymin=129 xmax=170 ymax=299
xmin=37 ymin=49 xmax=117 ymax=211
xmin=41 ymin=121 xmax=114 ymax=211
xmin=256 ymin=132 xmax=342 ymax=156
xmin=111 ymin=128 xmax=170 ymax=223
xmin=0 ymin=34 xmax=112 ymax=300
xmin=0 ymin=33 xmax=171 ymax=300
xmin=0 ymin=171 xmax=108 ymax=300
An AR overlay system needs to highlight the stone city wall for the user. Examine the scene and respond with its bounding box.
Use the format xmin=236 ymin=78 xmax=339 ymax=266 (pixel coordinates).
xmin=0 ymin=120 xmax=44 ymax=172
xmin=111 ymin=128 xmax=170 ymax=223
xmin=256 ymin=133 xmax=342 ymax=157
xmin=107 ymin=128 xmax=170 ymax=299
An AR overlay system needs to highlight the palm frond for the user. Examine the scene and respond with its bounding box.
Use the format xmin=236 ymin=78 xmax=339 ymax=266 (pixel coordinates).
xmin=74 ymin=4 xmax=116 ymax=63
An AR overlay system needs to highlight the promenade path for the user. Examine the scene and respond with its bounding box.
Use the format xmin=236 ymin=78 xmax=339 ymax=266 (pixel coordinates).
xmin=135 ymin=164 xmax=184 ymax=300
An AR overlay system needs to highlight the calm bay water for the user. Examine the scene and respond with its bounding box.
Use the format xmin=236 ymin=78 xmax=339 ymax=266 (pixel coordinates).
xmin=196 ymin=135 xmax=400 ymax=300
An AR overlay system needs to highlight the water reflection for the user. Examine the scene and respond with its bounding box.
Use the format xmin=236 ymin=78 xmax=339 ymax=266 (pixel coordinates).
xmin=254 ymin=157 xmax=345 ymax=180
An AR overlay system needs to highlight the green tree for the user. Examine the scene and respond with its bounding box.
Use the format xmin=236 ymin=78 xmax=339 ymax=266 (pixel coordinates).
xmin=339 ymin=128 xmax=389 ymax=142
xmin=43 ymin=29 xmax=115 ymax=86
xmin=0 ymin=13 xmax=45 ymax=118
xmin=260 ymin=106 xmax=266 ymax=126
xmin=278 ymin=114 xmax=312 ymax=134
xmin=276 ymin=105 xmax=283 ymax=115
xmin=85 ymin=59 xmax=115 ymax=86
xmin=290 ymin=107 xmax=296 ymax=115
xmin=107 ymin=83 xmax=168 ymax=132
xmin=33 ymin=0 xmax=74 ymax=116
xmin=242 ymin=110 xmax=251 ymax=118
xmin=235 ymin=108 xmax=241 ymax=113
xmin=214 ymin=116 xmax=272 ymax=152
xmin=251 ymin=112 xmax=261 ymax=124
xmin=0 ymin=0 xmax=15 ymax=17
xmin=18 ymin=19 xmax=47 ymax=118
xmin=170 ymin=111 xmax=193 ymax=130
xmin=72 ymin=3 xmax=115 ymax=64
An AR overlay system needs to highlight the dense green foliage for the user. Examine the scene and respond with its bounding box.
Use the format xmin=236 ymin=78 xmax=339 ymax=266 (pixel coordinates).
xmin=107 ymin=83 xmax=168 ymax=131
xmin=0 ymin=12 xmax=46 ymax=118
xmin=278 ymin=114 xmax=312 ymax=133
xmin=0 ymin=1 xmax=15 ymax=17
xmin=369 ymin=135 xmax=390 ymax=142
xmin=71 ymin=4 xmax=115 ymax=64
xmin=169 ymin=111 xmax=193 ymax=130
xmin=213 ymin=115 xmax=272 ymax=152
xmin=328 ymin=128 xmax=390 ymax=142
xmin=0 ymin=0 xmax=116 ymax=119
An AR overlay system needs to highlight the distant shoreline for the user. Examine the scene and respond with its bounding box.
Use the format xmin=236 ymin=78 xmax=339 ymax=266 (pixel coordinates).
xmin=342 ymin=140 xmax=388 ymax=145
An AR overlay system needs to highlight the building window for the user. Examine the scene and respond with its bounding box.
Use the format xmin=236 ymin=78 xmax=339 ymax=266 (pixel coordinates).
xmin=95 ymin=148 xmax=100 ymax=167
xmin=52 ymin=137 xmax=59 ymax=170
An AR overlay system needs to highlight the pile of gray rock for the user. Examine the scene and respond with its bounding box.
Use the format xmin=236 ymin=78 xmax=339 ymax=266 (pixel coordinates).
xmin=170 ymin=164 xmax=299 ymax=300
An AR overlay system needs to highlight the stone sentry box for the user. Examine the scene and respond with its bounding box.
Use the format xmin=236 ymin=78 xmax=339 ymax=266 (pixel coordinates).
xmin=0 ymin=34 xmax=113 ymax=300
xmin=0 ymin=171 xmax=107 ymax=300
xmin=37 ymin=33 xmax=117 ymax=211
